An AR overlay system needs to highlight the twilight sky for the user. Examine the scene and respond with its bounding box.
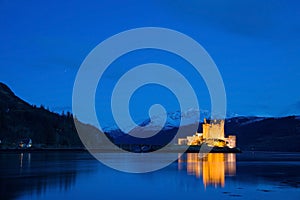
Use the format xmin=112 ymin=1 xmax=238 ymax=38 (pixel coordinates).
xmin=1 ymin=0 xmax=300 ymax=126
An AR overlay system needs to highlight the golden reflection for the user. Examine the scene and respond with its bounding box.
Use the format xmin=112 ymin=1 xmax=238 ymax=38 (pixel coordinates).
xmin=178 ymin=153 xmax=236 ymax=188
xmin=202 ymin=153 xmax=225 ymax=188
xmin=187 ymin=153 xmax=202 ymax=178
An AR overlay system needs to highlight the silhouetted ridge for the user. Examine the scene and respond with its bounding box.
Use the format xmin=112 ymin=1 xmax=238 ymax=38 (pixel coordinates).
xmin=1 ymin=82 xmax=300 ymax=152
xmin=0 ymin=82 xmax=101 ymax=148
xmin=0 ymin=82 xmax=14 ymax=95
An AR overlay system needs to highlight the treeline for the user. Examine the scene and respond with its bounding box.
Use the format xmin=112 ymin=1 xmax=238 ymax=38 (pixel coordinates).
xmin=0 ymin=82 xmax=83 ymax=148
xmin=0 ymin=105 xmax=83 ymax=148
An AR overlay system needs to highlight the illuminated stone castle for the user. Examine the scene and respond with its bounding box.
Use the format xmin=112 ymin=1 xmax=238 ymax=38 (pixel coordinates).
xmin=202 ymin=118 xmax=224 ymax=139
xmin=178 ymin=118 xmax=236 ymax=148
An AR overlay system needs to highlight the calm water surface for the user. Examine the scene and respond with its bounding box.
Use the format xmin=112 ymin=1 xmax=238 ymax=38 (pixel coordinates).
xmin=1 ymin=152 xmax=300 ymax=200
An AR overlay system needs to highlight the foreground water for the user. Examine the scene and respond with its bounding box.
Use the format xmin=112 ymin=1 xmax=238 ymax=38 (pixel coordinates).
xmin=0 ymin=152 xmax=300 ymax=200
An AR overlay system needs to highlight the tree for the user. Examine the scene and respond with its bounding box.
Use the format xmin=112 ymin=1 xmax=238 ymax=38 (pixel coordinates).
xmin=43 ymin=121 xmax=56 ymax=146
xmin=0 ymin=110 xmax=4 ymax=131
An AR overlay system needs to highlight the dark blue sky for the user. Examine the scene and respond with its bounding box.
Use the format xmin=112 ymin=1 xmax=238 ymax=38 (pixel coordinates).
xmin=1 ymin=0 xmax=300 ymax=125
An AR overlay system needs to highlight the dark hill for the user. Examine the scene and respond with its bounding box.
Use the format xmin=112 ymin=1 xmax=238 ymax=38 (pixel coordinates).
xmin=114 ymin=116 xmax=300 ymax=152
xmin=1 ymin=82 xmax=300 ymax=152
xmin=0 ymin=82 xmax=85 ymax=148
xmin=225 ymin=116 xmax=300 ymax=152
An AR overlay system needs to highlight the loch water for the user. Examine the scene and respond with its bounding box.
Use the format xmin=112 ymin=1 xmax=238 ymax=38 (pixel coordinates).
xmin=1 ymin=152 xmax=300 ymax=200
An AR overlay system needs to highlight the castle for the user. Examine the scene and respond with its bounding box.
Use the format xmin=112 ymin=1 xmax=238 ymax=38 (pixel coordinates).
xmin=178 ymin=119 xmax=236 ymax=148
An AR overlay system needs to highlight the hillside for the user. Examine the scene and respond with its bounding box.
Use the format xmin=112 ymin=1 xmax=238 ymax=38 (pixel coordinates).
xmin=1 ymin=82 xmax=300 ymax=152
xmin=115 ymin=116 xmax=300 ymax=152
xmin=225 ymin=116 xmax=300 ymax=151
xmin=0 ymin=82 xmax=85 ymax=148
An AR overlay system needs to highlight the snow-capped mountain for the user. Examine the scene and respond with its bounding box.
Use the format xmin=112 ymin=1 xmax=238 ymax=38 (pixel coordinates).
xmin=132 ymin=109 xmax=242 ymax=132
xmin=138 ymin=109 xmax=208 ymax=130
xmin=126 ymin=109 xmax=209 ymax=137
xmin=103 ymin=109 xmax=241 ymax=134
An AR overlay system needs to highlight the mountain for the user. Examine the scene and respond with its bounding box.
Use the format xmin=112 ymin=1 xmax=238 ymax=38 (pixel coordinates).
xmin=130 ymin=109 xmax=205 ymax=133
xmin=126 ymin=108 xmax=240 ymax=134
xmin=225 ymin=116 xmax=300 ymax=151
xmin=115 ymin=113 xmax=300 ymax=152
xmin=1 ymin=82 xmax=300 ymax=152
xmin=0 ymin=82 xmax=103 ymax=148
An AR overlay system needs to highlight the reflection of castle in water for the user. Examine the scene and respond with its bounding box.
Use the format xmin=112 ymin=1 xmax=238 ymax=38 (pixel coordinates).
xmin=178 ymin=153 xmax=236 ymax=188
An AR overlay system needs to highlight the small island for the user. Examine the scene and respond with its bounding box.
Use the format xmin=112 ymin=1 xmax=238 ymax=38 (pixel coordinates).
xmin=177 ymin=118 xmax=240 ymax=153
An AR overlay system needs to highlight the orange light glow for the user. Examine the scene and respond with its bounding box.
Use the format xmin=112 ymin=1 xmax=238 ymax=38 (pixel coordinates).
xmin=202 ymin=153 xmax=225 ymax=188
xmin=178 ymin=153 xmax=236 ymax=188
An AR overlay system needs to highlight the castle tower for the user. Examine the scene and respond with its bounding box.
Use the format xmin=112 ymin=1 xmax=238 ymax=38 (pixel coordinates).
xmin=202 ymin=119 xmax=225 ymax=140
